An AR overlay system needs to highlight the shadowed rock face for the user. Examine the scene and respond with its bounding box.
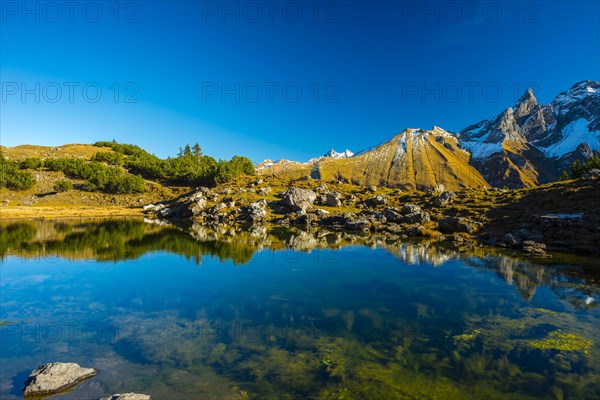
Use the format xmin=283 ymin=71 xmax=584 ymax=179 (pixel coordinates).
xmin=23 ymin=362 xmax=97 ymax=396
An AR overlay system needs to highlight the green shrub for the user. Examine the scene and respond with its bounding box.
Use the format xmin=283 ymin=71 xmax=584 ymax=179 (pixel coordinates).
xmin=54 ymin=179 xmax=73 ymax=192
xmin=92 ymin=152 xmax=124 ymax=165
xmin=1 ymin=155 xmax=36 ymax=190
xmin=19 ymin=157 xmax=43 ymax=170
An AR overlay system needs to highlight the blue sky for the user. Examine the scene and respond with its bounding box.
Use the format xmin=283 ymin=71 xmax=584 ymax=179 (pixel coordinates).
xmin=1 ymin=0 xmax=599 ymax=162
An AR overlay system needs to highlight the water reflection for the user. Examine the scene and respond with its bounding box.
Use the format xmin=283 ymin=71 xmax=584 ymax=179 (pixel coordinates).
xmin=1 ymin=219 xmax=599 ymax=399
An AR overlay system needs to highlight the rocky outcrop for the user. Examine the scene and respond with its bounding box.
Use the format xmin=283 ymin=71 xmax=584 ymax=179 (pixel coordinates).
xmin=281 ymin=187 xmax=317 ymax=212
xmin=100 ymin=394 xmax=151 ymax=400
xmin=23 ymin=362 xmax=97 ymax=397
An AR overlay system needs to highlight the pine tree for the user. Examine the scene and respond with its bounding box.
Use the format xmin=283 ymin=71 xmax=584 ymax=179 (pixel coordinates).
xmin=192 ymin=143 xmax=202 ymax=158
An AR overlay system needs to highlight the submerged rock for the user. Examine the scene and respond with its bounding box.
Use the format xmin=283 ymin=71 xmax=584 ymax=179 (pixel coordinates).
xmin=100 ymin=394 xmax=151 ymax=400
xmin=23 ymin=362 xmax=97 ymax=396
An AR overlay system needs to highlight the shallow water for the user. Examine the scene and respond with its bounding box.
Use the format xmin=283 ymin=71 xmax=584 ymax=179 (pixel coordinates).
xmin=1 ymin=219 xmax=599 ymax=399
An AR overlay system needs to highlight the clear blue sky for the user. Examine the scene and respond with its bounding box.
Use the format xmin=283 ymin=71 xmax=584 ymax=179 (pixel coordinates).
xmin=1 ymin=0 xmax=599 ymax=162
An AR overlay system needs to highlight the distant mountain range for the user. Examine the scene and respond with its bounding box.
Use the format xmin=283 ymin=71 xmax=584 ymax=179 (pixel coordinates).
xmin=257 ymin=80 xmax=600 ymax=189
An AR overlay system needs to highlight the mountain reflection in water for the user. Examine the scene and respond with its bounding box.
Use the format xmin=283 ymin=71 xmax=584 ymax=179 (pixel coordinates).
xmin=1 ymin=218 xmax=599 ymax=400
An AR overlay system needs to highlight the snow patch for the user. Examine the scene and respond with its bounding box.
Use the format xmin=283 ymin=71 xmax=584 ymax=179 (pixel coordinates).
xmin=540 ymin=118 xmax=600 ymax=158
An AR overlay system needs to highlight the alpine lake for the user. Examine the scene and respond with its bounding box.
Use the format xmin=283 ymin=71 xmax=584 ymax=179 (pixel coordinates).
xmin=1 ymin=218 xmax=599 ymax=399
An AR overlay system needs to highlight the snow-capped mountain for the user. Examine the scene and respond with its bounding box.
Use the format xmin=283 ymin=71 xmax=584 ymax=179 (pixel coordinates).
xmin=459 ymin=80 xmax=600 ymax=187
xmin=257 ymin=81 xmax=599 ymax=189
xmin=307 ymin=148 xmax=354 ymax=165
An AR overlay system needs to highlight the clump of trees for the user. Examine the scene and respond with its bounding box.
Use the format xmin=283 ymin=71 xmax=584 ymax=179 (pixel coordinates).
xmin=2 ymin=140 xmax=255 ymax=193
xmin=0 ymin=153 xmax=36 ymax=190
xmin=94 ymin=140 xmax=255 ymax=186
xmin=560 ymin=155 xmax=600 ymax=180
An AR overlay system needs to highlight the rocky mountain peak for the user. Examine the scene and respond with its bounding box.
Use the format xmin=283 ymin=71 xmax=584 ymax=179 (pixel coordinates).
xmin=514 ymin=88 xmax=538 ymax=119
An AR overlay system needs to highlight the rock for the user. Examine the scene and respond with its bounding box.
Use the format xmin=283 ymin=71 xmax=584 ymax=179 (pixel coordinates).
xmin=433 ymin=191 xmax=456 ymax=207
xmin=501 ymin=232 xmax=520 ymax=247
xmin=365 ymin=195 xmax=386 ymax=207
xmin=23 ymin=362 xmax=97 ymax=396
xmin=190 ymin=198 xmax=207 ymax=215
xmin=315 ymin=209 xmax=330 ymax=217
xmin=365 ymin=185 xmax=377 ymax=194
xmin=430 ymin=184 xmax=445 ymax=194
xmin=158 ymin=207 xmax=172 ymax=217
xmin=242 ymin=201 xmax=267 ymax=222
xmin=257 ymin=187 xmax=272 ymax=196
xmin=583 ymin=168 xmax=600 ymax=179
xmin=254 ymin=179 xmax=264 ymax=185
xmin=142 ymin=204 xmax=157 ymax=212
xmin=292 ymin=212 xmax=315 ymax=225
xmin=345 ymin=219 xmax=371 ymax=231
xmin=316 ymin=184 xmax=328 ymax=193
xmin=281 ymin=187 xmax=317 ymax=212
xmin=521 ymin=240 xmax=547 ymax=255
xmin=400 ymin=211 xmax=430 ymax=224
xmin=438 ymin=217 xmax=477 ymax=233
xmin=100 ymin=394 xmax=151 ymax=400
xmin=323 ymin=191 xmax=342 ymax=207
xmin=401 ymin=204 xmax=421 ymax=215
xmin=383 ymin=207 xmax=403 ymax=222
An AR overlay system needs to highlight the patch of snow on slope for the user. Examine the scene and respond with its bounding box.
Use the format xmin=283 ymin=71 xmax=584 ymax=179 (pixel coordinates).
xmin=541 ymin=118 xmax=600 ymax=158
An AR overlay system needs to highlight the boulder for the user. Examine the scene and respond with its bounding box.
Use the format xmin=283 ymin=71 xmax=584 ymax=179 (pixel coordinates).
xmin=23 ymin=362 xmax=97 ymax=397
xmin=257 ymin=187 xmax=272 ymax=196
xmin=323 ymin=191 xmax=342 ymax=207
xmin=365 ymin=185 xmax=377 ymax=194
xmin=100 ymin=394 xmax=151 ymax=400
xmin=400 ymin=211 xmax=430 ymax=224
xmin=365 ymin=195 xmax=386 ymax=207
xmin=281 ymin=187 xmax=317 ymax=212
xmin=242 ymin=201 xmax=267 ymax=222
xmin=190 ymin=198 xmax=207 ymax=215
xmin=433 ymin=191 xmax=456 ymax=207
xmin=438 ymin=217 xmax=477 ymax=233
xmin=521 ymin=240 xmax=547 ymax=255
xmin=401 ymin=204 xmax=421 ymax=215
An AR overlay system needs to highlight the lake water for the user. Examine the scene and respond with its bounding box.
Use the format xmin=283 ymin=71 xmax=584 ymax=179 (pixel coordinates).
xmin=1 ymin=219 xmax=599 ymax=399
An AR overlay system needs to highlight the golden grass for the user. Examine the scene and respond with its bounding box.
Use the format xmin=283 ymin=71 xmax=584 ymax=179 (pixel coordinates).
xmin=1 ymin=143 xmax=114 ymax=160
xmin=0 ymin=205 xmax=143 ymax=220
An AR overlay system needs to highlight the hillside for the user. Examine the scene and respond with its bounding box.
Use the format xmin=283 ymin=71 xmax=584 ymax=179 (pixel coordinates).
xmin=313 ymin=127 xmax=490 ymax=190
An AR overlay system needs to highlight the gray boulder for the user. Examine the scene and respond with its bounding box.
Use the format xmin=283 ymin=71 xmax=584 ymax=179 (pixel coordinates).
xmin=323 ymin=191 xmax=342 ymax=207
xmin=438 ymin=217 xmax=477 ymax=233
xmin=243 ymin=201 xmax=267 ymax=222
xmin=365 ymin=195 xmax=386 ymax=207
xmin=401 ymin=211 xmax=430 ymax=224
xmin=281 ymin=187 xmax=317 ymax=212
xmin=100 ymin=394 xmax=151 ymax=400
xmin=23 ymin=362 xmax=97 ymax=397
xmin=401 ymin=204 xmax=421 ymax=215
xmin=433 ymin=191 xmax=456 ymax=207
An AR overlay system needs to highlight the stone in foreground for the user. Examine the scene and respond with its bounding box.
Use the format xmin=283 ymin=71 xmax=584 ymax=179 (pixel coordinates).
xmin=23 ymin=362 xmax=97 ymax=396
xmin=100 ymin=393 xmax=152 ymax=400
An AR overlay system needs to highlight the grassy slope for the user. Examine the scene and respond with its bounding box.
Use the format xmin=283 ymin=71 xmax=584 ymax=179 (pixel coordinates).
xmin=316 ymin=129 xmax=489 ymax=190
xmin=0 ymin=144 xmax=185 ymax=218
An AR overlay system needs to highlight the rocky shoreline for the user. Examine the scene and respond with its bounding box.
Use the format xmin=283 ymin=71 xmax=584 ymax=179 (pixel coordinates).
xmin=143 ymin=175 xmax=600 ymax=257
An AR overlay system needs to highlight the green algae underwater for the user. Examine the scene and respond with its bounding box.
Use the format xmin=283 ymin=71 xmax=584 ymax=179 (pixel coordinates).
xmin=1 ymin=219 xmax=599 ymax=399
